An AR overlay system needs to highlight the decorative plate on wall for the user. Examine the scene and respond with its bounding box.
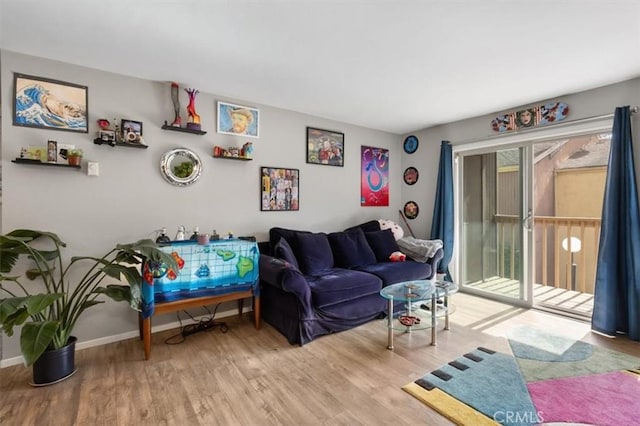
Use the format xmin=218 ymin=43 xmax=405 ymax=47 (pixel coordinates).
xmin=403 ymin=167 xmax=419 ymax=185
xmin=160 ymin=148 xmax=202 ymax=186
xmin=403 ymin=201 xmax=419 ymax=219
xmin=403 ymin=135 xmax=419 ymax=154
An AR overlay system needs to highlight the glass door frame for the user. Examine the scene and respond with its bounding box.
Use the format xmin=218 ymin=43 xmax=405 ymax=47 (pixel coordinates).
xmin=454 ymin=143 xmax=534 ymax=308
xmin=451 ymin=116 xmax=613 ymax=309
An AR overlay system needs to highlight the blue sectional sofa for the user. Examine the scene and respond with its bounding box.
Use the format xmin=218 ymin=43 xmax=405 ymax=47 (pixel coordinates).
xmin=258 ymin=221 xmax=443 ymax=345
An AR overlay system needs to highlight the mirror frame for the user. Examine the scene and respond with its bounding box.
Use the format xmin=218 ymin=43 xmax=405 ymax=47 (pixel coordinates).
xmin=160 ymin=148 xmax=202 ymax=186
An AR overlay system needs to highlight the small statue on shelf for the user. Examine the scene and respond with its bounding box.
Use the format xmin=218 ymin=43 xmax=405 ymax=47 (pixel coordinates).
xmin=185 ymin=88 xmax=201 ymax=131
xmin=241 ymin=142 xmax=254 ymax=158
xmin=170 ymin=82 xmax=182 ymax=127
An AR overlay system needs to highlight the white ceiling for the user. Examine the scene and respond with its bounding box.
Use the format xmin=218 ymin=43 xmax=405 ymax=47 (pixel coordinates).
xmin=1 ymin=1 xmax=639 ymax=135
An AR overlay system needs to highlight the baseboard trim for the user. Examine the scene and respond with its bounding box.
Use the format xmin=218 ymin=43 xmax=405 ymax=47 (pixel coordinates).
xmin=1 ymin=306 xmax=249 ymax=369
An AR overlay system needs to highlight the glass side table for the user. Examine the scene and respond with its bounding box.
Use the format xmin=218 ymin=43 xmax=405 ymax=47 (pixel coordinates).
xmin=379 ymin=279 xmax=458 ymax=350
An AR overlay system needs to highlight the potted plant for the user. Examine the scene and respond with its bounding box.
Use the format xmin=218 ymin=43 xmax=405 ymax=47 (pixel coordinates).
xmin=67 ymin=148 xmax=83 ymax=166
xmin=0 ymin=229 xmax=177 ymax=385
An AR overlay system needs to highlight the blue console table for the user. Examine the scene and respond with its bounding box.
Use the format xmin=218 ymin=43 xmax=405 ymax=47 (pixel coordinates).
xmin=139 ymin=239 xmax=260 ymax=359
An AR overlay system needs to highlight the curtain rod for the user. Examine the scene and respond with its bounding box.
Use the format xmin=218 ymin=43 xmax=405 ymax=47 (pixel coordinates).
xmin=452 ymin=106 xmax=638 ymax=146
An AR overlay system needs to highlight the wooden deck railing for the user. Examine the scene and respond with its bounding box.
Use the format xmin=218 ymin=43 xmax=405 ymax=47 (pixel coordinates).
xmin=494 ymin=214 xmax=601 ymax=294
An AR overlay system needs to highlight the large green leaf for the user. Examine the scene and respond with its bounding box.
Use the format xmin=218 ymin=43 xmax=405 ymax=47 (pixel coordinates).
xmin=25 ymin=293 xmax=64 ymax=315
xmin=20 ymin=321 xmax=59 ymax=366
xmin=0 ymin=231 xmax=64 ymax=273
xmin=0 ymin=296 xmax=29 ymax=323
xmin=96 ymin=285 xmax=132 ymax=303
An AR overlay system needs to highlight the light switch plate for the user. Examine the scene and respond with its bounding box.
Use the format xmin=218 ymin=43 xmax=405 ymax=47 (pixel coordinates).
xmin=87 ymin=161 xmax=99 ymax=176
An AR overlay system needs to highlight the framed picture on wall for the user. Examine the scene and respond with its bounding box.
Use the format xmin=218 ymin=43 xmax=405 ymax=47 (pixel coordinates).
xmin=306 ymin=127 xmax=344 ymax=166
xmin=361 ymin=145 xmax=389 ymax=206
xmin=217 ymin=101 xmax=260 ymax=138
xmin=120 ymin=119 xmax=143 ymax=143
xmin=261 ymin=167 xmax=299 ymax=211
xmin=13 ymin=73 xmax=88 ymax=133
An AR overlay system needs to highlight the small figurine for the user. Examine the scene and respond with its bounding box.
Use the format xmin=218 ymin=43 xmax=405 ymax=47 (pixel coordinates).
xmin=185 ymin=88 xmax=201 ymax=131
xmin=175 ymin=225 xmax=186 ymax=241
xmin=97 ymin=119 xmax=110 ymax=130
xmin=189 ymin=226 xmax=199 ymax=241
xmin=170 ymin=82 xmax=182 ymax=127
xmin=241 ymin=142 xmax=254 ymax=158
xmin=156 ymin=228 xmax=171 ymax=244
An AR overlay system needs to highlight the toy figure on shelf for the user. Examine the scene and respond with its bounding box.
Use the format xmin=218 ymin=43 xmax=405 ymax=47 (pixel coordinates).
xmin=185 ymin=88 xmax=201 ymax=131
xmin=170 ymin=82 xmax=182 ymax=127
xmin=241 ymin=142 xmax=254 ymax=158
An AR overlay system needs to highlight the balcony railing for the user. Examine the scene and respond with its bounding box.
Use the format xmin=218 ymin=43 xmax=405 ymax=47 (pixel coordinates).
xmin=494 ymin=214 xmax=601 ymax=295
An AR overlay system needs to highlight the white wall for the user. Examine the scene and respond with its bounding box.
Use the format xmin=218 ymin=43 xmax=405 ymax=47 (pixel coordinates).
xmin=401 ymin=78 xmax=640 ymax=240
xmin=0 ymin=50 xmax=402 ymax=361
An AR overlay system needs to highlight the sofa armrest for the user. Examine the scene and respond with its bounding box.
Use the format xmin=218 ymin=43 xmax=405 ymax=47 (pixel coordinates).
xmin=426 ymin=248 xmax=444 ymax=280
xmin=259 ymin=254 xmax=312 ymax=304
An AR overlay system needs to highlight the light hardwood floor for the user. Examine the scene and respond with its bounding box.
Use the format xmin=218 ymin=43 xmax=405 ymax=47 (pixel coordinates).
xmin=1 ymin=293 xmax=638 ymax=426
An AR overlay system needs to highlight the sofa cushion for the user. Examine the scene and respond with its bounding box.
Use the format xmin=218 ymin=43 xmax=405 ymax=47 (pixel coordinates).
xmin=274 ymin=237 xmax=299 ymax=269
xmin=296 ymin=232 xmax=334 ymax=275
xmin=306 ymin=268 xmax=382 ymax=308
xmin=365 ymin=229 xmax=400 ymax=262
xmin=269 ymin=227 xmax=310 ymax=253
xmin=328 ymin=228 xmax=376 ymax=268
xmin=356 ymin=260 xmax=432 ymax=285
xmin=344 ymin=220 xmax=381 ymax=234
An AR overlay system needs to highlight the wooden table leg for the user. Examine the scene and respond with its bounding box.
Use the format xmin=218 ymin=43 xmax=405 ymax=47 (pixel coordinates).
xmin=253 ymin=296 xmax=261 ymax=329
xmin=142 ymin=317 xmax=151 ymax=360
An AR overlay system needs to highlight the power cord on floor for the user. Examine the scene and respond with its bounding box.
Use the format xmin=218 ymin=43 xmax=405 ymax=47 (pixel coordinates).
xmin=164 ymin=304 xmax=228 ymax=345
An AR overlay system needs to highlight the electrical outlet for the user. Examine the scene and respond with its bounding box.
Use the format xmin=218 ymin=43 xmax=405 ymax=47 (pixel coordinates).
xmin=87 ymin=161 xmax=99 ymax=176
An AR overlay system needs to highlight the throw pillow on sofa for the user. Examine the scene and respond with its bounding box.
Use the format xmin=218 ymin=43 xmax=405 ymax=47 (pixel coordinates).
xmin=328 ymin=228 xmax=377 ymax=269
xmin=365 ymin=229 xmax=400 ymax=262
xmin=274 ymin=237 xmax=300 ymax=269
xmin=296 ymin=232 xmax=334 ymax=275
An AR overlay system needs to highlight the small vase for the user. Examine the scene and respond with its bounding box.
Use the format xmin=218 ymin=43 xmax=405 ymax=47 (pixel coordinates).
xmin=31 ymin=336 xmax=77 ymax=386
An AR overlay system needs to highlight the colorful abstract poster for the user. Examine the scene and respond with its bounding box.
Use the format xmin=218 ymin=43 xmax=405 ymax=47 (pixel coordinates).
xmin=361 ymin=146 xmax=389 ymax=206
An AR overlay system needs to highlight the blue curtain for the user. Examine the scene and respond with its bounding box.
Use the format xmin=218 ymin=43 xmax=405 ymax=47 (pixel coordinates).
xmin=592 ymin=106 xmax=640 ymax=341
xmin=430 ymin=140 xmax=454 ymax=280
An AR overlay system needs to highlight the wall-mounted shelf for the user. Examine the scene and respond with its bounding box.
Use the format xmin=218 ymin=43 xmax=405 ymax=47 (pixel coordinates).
xmin=12 ymin=158 xmax=81 ymax=169
xmin=212 ymin=154 xmax=252 ymax=161
xmin=161 ymin=124 xmax=207 ymax=135
xmin=93 ymin=138 xmax=148 ymax=149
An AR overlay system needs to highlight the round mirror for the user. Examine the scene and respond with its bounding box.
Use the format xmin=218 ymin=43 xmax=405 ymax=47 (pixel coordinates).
xmin=160 ymin=148 xmax=202 ymax=186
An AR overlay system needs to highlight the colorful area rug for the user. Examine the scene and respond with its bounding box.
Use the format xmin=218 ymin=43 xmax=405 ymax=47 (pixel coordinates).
xmin=403 ymin=326 xmax=640 ymax=425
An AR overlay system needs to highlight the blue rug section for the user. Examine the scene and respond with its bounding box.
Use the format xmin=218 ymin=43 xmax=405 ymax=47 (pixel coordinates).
xmin=508 ymin=325 xmax=593 ymax=362
xmin=417 ymin=348 xmax=539 ymax=426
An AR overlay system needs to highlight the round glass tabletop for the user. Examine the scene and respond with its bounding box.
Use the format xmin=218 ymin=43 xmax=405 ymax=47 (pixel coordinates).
xmin=380 ymin=280 xmax=435 ymax=302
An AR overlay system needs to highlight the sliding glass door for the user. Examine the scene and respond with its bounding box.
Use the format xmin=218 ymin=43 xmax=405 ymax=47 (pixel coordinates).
xmin=458 ymin=146 xmax=533 ymax=306
xmin=454 ymin=124 xmax=612 ymax=318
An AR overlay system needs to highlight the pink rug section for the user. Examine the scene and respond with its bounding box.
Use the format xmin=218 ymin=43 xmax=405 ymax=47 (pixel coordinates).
xmin=528 ymin=371 xmax=640 ymax=425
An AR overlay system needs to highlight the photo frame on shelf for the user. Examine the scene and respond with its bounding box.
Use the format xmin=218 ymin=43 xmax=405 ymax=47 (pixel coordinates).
xmin=120 ymin=119 xmax=143 ymax=143
xmin=306 ymin=127 xmax=344 ymax=167
xmin=13 ymin=73 xmax=88 ymax=133
xmin=260 ymin=167 xmax=299 ymax=211
xmin=217 ymin=101 xmax=260 ymax=138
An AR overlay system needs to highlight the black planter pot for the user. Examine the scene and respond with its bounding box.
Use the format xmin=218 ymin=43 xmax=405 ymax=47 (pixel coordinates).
xmin=31 ymin=336 xmax=77 ymax=386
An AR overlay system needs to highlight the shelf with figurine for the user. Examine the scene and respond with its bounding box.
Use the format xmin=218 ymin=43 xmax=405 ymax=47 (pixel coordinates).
xmin=12 ymin=158 xmax=81 ymax=169
xmin=160 ymin=84 xmax=207 ymax=135
xmin=12 ymin=144 xmax=82 ymax=169
xmin=161 ymin=121 xmax=207 ymax=135
xmin=212 ymin=142 xmax=254 ymax=161
xmin=93 ymin=118 xmax=149 ymax=149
